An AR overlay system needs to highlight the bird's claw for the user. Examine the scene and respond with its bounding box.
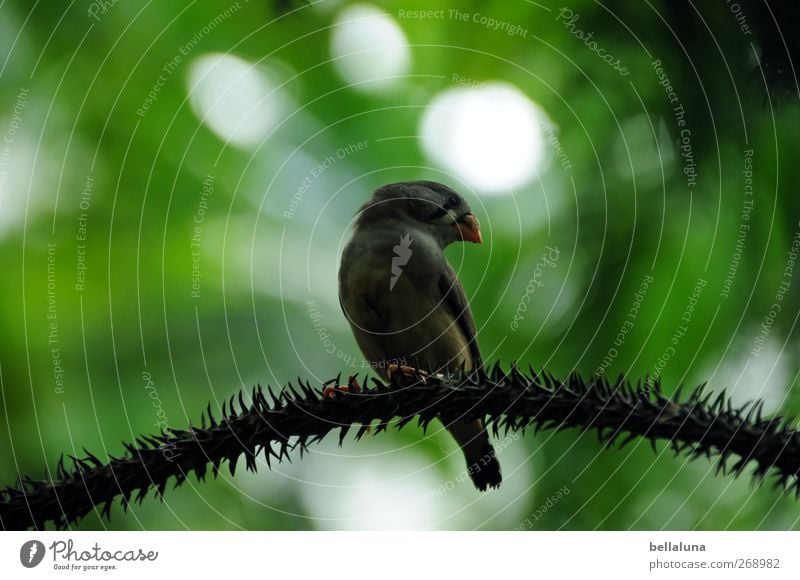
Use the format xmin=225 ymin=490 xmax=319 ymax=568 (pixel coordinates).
xmin=323 ymin=375 xmax=362 ymax=398
xmin=387 ymin=364 xmax=428 ymax=385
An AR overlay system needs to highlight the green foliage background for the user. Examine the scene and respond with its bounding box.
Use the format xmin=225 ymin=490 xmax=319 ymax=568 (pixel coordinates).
xmin=1 ymin=0 xmax=799 ymax=530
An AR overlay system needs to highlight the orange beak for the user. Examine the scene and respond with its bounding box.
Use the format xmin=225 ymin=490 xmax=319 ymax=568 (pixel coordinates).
xmin=452 ymin=213 xmax=482 ymax=244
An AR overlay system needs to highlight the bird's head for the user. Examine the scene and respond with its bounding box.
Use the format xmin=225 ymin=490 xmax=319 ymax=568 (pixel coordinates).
xmin=356 ymin=181 xmax=482 ymax=247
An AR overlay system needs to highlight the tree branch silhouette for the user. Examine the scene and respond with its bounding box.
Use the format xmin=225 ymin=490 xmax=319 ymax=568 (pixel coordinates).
xmin=2 ymin=366 xmax=799 ymax=530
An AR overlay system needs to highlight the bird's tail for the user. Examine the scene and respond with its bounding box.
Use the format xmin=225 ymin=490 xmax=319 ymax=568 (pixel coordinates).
xmin=447 ymin=419 xmax=502 ymax=491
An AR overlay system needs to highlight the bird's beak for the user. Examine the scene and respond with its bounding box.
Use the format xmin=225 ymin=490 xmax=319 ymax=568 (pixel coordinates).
xmin=452 ymin=213 xmax=482 ymax=244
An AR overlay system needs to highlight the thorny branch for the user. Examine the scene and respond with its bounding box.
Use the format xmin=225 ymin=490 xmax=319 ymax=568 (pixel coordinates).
xmin=1 ymin=366 xmax=799 ymax=530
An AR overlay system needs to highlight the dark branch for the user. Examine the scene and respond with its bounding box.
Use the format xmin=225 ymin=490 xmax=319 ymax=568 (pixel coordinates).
xmin=2 ymin=366 xmax=799 ymax=530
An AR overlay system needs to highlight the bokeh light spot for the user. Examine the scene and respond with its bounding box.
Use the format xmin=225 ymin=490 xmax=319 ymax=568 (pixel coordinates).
xmin=330 ymin=4 xmax=411 ymax=92
xmin=420 ymin=83 xmax=552 ymax=194
xmin=187 ymin=52 xmax=285 ymax=147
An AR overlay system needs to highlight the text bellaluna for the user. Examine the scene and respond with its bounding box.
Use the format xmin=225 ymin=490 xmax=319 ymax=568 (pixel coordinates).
xmin=650 ymin=541 xmax=706 ymax=552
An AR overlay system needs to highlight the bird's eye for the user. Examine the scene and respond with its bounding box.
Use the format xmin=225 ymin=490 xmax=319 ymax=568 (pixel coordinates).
xmin=447 ymin=194 xmax=458 ymax=207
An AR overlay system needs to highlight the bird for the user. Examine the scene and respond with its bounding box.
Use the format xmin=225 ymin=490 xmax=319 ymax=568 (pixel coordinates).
xmin=335 ymin=180 xmax=502 ymax=491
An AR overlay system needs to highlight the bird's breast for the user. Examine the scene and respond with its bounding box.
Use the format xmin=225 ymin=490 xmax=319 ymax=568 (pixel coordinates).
xmin=341 ymin=262 xmax=472 ymax=376
xmin=383 ymin=279 xmax=473 ymax=374
xmin=339 ymin=229 xmax=472 ymax=377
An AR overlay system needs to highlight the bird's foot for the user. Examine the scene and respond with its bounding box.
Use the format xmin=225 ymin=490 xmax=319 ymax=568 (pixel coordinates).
xmin=323 ymin=375 xmax=362 ymax=398
xmin=387 ymin=364 xmax=428 ymax=385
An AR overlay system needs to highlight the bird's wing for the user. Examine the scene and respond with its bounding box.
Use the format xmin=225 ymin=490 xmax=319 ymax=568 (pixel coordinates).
xmin=438 ymin=261 xmax=483 ymax=371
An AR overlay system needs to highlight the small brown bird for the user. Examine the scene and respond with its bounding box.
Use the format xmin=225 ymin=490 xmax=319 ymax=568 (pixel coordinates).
xmin=335 ymin=181 xmax=501 ymax=490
